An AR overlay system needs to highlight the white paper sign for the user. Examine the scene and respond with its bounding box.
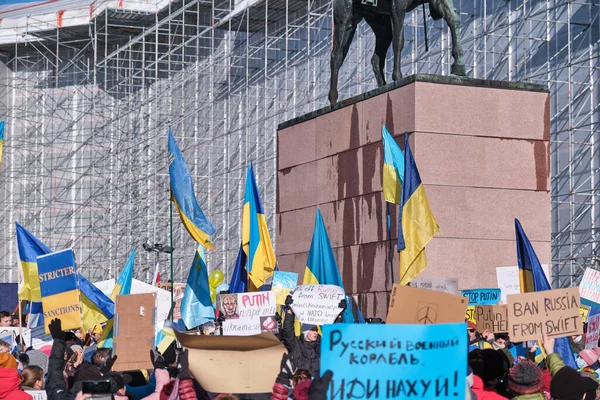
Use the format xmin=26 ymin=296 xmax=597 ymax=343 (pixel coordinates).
xmin=579 ymin=268 xmax=600 ymax=308
xmin=29 ymin=326 xmax=53 ymax=353
xmin=218 ymin=292 xmax=277 ymax=336
xmin=27 ymin=390 xmax=47 ymax=400
xmin=410 ymin=278 xmax=459 ymax=295
xmin=0 ymin=327 xmax=31 ymax=345
xmin=586 ymin=314 xmax=600 ymax=350
xmin=290 ymin=284 xmax=345 ymax=325
xmin=221 ymin=315 xmax=279 ymax=336
xmin=495 ymin=265 xmax=550 ymax=303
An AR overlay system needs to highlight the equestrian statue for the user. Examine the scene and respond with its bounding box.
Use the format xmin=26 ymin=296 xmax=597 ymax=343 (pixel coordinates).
xmin=328 ymin=0 xmax=466 ymax=104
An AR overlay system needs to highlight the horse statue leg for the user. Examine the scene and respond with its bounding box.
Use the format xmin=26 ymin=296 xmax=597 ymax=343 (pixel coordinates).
xmin=430 ymin=0 xmax=465 ymax=76
xmin=329 ymin=0 xmax=361 ymax=104
xmin=389 ymin=0 xmax=406 ymax=82
xmin=364 ymin=13 xmax=393 ymax=87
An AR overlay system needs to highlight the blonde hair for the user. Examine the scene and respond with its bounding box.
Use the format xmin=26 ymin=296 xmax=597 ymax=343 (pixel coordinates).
xmin=0 ymin=339 xmax=10 ymax=352
xmin=21 ymin=365 xmax=44 ymax=388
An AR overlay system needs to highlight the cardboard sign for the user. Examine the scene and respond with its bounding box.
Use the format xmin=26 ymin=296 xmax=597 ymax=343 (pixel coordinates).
xmin=507 ymin=287 xmax=581 ymax=342
xmin=496 ymin=265 xmax=550 ymax=303
xmin=112 ymin=293 xmax=156 ymax=371
xmin=175 ymin=330 xmax=286 ymax=393
xmin=475 ymin=305 xmax=508 ymax=333
xmin=321 ymin=323 xmax=467 ymax=400
xmin=462 ymin=288 xmax=501 ymax=306
xmin=580 ymin=305 xmax=591 ymax=323
xmin=410 ymin=278 xmax=459 ymax=295
xmin=217 ymin=292 xmax=277 ymax=336
xmin=290 ymin=284 xmax=345 ymax=325
xmin=586 ymin=314 xmax=600 ymax=350
xmin=579 ymin=268 xmax=600 ymax=309
xmin=387 ymin=284 xmax=468 ymax=324
xmin=37 ymin=249 xmax=81 ymax=334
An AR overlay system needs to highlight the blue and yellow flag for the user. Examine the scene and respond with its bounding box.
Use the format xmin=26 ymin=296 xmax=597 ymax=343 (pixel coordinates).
xmin=398 ymin=133 xmax=439 ymax=285
xmin=78 ymin=273 xmax=114 ymax=333
xmin=381 ymin=125 xmax=404 ymax=204
xmin=515 ymin=218 xmax=578 ymax=369
xmin=168 ymin=128 xmax=216 ymax=249
xmin=180 ymin=246 xmax=214 ymax=330
xmin=0 ymin=120 xmax=5 ymax=166
xmin=16 ymin=222 xmax=52 ymax=302
xmin=304 ymin=209 xmax=344 ymax=287
xmin=229 ymin=246 xmax=248 ymax=294
xmin=242 ymin=164 xmax=276 ymax=290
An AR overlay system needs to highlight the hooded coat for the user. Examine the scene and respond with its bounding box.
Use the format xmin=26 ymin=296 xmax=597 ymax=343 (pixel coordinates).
xmin=0 ymin=368 xmax=33 ymax=400
xmin=281 ymin=312 xmax=321 ymax=377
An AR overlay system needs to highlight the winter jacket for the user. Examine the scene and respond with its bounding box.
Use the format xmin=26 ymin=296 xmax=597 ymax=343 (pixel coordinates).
xmin=511 ymin=353 xmax=565 ymax=400
xmin=127 ymin=370 xmax=157 ymax=399
xmin=472 ymin=375 xmax=509 ymax=400
xmin=0 ymin=368 xmax=33 ymax=400
xmin=46 ymin=339 xmax=75 ymax=400
xmin=141 ymin=369 xmax=170 ymax=400
xmin=160 ymin=378 xmax=198 ymax=400
xmin=281 ymin=312 xmax=321 ymax=377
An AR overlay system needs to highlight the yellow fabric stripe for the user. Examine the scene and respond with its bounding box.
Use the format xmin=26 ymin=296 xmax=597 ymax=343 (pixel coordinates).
xmin=173 ymin=199 xmax=215 ymax=250
xmin=18 ymin=261 xmax=42 ymax=302
xmin=96 ymin=318 xmax=113 ymax=348
xmin=519 ymin=269 xmax=534 ymax=293
xmin=302 ymin=266 xmax=319 ymax=285
xmin=109 ymin=283 xmax=122 ymax=302
xmin=80 ymin=293 xmax=109 ymax=333
xmin=382 ymin=163 xmax=401 ymax=204
xmin=242 ymin=205 xmax=276 ymax=289
xmin=398 ymin=185 xmax=439 ymax=285
xmin=41 ymin=290 xmax=82 ymax=334
xmin=157 ymin=329 xmax=176 ymax=354
xmin=0 ymin=140 xmax=3 ymax=164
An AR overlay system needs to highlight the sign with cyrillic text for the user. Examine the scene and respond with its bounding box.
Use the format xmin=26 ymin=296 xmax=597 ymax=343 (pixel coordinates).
xmin=579 ymin=268 xmax=600 ymax=309
xmin=507 ymin=287 xmax=581 ymax=342
xmin=321 ymin=323 xmax=467 ymax=399
xmin=290 ymin=284 xmax=345 ymax=325
xmin=462 ymin=288 xmax=501 ymax=306
xmin=475 ymin=305 xmax=508 ymax=333
xmin=217 ymin=291 xmax=277 ymax=336
xmin=37 ymin=249 xmax=81 ymax=334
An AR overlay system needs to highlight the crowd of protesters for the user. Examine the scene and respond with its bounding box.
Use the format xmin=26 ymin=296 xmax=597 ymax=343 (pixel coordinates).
xmin=1 ymin=295 xmax=600 ymax=400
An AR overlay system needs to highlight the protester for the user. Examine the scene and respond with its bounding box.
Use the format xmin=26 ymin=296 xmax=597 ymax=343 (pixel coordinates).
xmin=468 ymin=322 xmax=494 ymax=350
xmin=142 ymin=349 xmax=172 ymax=400
xmin=0 ymin=352 xmax=32 ymax=400
xmin=550 ymin=366 xmax=597 ymax=400
xmin=0 ymin=311 xmax=11 ymax=327
xmin=24 ymin=349 xmax=49 ymax=375
xmin=21 ymin=365 xmax=45 ymax=391
xmin=469 ymin=349 xmax=509 ymax=399
xmin=0 ymin=340 xmax=10 ymax=354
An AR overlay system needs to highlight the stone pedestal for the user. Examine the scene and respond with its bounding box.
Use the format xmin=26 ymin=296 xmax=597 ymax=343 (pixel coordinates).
xmin=276 ymin=74 xmax=550 ymax=319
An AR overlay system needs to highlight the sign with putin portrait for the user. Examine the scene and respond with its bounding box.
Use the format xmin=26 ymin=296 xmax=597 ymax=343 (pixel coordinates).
xmin=217 ymin=291 xmax=277 ymax=336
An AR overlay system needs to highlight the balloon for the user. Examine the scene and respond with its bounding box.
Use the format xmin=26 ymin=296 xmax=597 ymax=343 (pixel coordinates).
xmin=210 ymin=287 xmax=217 ymax=303
xmin=215 ymin=283 xmax=229 ymax=294
xmin=209 ymin=270 xmax=225 ymax=288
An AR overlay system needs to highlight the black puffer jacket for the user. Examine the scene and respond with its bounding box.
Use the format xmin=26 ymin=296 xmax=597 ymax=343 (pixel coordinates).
xmin=46 ymin=339 xmax=74 ymax=400
xmin=281 ymin=312 xmax=320 ymax=377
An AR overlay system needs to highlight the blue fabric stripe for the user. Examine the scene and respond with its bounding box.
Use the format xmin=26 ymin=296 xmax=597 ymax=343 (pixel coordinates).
xmin=381 ymin=125 xmax=404 ymax=181
xmin=16 ymin=222 xmax=52 ymax=262
xmin=0 ymin=121 xmax=4 ymax=141
xmin=78 ymin=273 xmax=114 ymax=319
xmin=397 ymin=133 xmax=422 ymax=251
xmin=229 ymin=246 xmax=248 ymax=294
xmin=306 ymin=209 xmax=344 ymax=288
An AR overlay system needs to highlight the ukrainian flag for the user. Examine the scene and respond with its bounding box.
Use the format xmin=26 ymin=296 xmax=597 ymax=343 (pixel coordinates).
xmin=180 ymin=246 xmax=214 ymax=330
xmin=398 ymin=133 xmax=439 ymax=285
xmin=78 ymin=273 xmax=114 ymax=333
xmin=16 ymin=222 xmax=51 ymax=302
xmin=381 ymin=125 xmax=404 ymax=204
xmin=303 ymin=209 xmax=344 ymax=287
xmin=97 ymin=250 xmax=134 ymax=348
xmin=242 ymin=164 xmax=276 ymax=290
xmin=168 ymin=127 xmax=216 ymax=249
xmin=515 ymin=218 xmax=578 ymax=369
xmin=0 ymin=120 xmax=5 ymax=166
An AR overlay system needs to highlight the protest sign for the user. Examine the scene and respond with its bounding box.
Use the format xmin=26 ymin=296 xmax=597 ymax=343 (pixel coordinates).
xmin=321 ymin=323 xmax=467 ymax=400
xmin=580 ymin=305 xmax=591 ymax=323
xmin=465 ymin=306 xmax=476 ymax=323
xmin=496 ymin=265 xmax=550 ymax=303
xmin=176 ymin=330 xmax=286 ymax=393
xmin=387 ymin=284 xmax=468 ymax=324
xmin=579 ymin=268 xmax=600 ymax=309
xmin=37 ymin=249 xmax=81 ymax=334
xmin=410 ymin=278 xmax=459 ymax=295
xmin=586 ymin=314 xmax=600 ymax=350
xmin=217 ymin=291 xmax=277 ymax=336
xmin=158 ymin=282 xmax=186 ymax=319
xmin=28 ymin=391 xmax=47 ymax=400
xmin=462 ymin=288 xmax=501 ymax=306
xmin=29 ymin=326 xmax=53 ymax=354
xmin=0 ymin=330 xmax=15 ymax=352
xmin=475 ymin=305 xmax=508 ymax=333
xmin=113 ymin=293 xmax=156 ymax=371
xmin=290 ymin=284 xmax=345 ymax=325
xmin=272 ymin=271 xmax=299 ymax=309
xmin=507 ymin=287 xmax=581 ymax=342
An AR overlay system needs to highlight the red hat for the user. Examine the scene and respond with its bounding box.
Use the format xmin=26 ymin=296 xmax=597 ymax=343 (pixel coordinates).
xmin=467 ymin=321 xmax=476 ymax=330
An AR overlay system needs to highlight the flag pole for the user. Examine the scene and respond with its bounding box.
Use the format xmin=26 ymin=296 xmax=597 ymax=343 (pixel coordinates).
xmin=15 ymin=251 xmax=24 ymax=345
xmin=386 ymin=203 xmax=394 ymax=285
xmin=169 ymin=199 xmax=174 ymax=321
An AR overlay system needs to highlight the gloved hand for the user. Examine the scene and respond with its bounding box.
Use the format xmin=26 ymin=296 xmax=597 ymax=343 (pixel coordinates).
xmin=49 ymin=318 xmax=65 ymax=341
xmin=284 ymin=295 xmax=294 ymax=306
xmin=275 ymin=353 xmax=296 ymax=386
xmin=274 ymin=312 xmax=282 ymax=325
xmin=216 ymin=313 xmax=226 ymax=325
xmin=308 ymin=370 xmax=333 ymax=400
xmin=103 ymin=354 xmax=117 ymax=372
xmin=178 ymin=349 xmax=192 ymax=380
xmin=150 ymin=349 xmax=166 ymax=369
xmin=338 ymin=298 xmax=347 ymax=310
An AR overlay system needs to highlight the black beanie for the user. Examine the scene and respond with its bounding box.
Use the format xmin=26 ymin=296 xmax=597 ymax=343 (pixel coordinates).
xmin=551 ymin=367 xmax=586 ymax=400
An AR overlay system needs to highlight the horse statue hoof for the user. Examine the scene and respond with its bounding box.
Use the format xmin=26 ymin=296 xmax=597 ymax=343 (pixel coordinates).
xmin=328 ymin=90 xmax=338 ymax=105
xmin=451 ymin=63 xmax=466 ymax=76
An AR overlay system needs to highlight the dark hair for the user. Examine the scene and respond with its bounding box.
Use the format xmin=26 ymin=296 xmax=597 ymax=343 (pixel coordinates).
xmin=0 ymin=311 xmax=10 ymax=319
xmin=21 ymin=366 xmax=44 ymax=387
xmin=92 ymin=348 xmax=111 ymax=367
xmin=468 ymin=349 xmax=507 ymax=390
xmin=292 ymin=369 xmax=312 ymax=387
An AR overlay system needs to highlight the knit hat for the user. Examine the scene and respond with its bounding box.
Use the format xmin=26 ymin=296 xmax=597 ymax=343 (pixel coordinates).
xmin=550 ymin=367 xmax=586 ymax=400
xmin=467 ymin=321 xmax=476 ymax=330
xmin=0 ymin=353 xmax=17 ymax=369
xmin=579 ymin=349 xmax=599 ymax=367
xmin=26 ymin=349 xmax=49 ymax=375
xmin=302 ymin=324 xmax=318 ymax=333
xmin=507 ymin=360 xmax=544 ymax=394
xmin=293 ymin=379 xmax=311 ymax=400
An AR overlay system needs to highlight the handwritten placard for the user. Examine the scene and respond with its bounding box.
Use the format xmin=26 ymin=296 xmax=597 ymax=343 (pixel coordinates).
xmin=465 ymin=306 xmax=476 ymax=323
xmin=410 ymin=278 xmax=459 ymax=295
xmin=496 ymin=265 xmax=550 ymax=304
xmin=579 ymin=268 xmax=600 ymax=309
xmin=217 ymin=292 xmax=277 ymax=336
xmin=290 ymin=284 xmax=345 ymax=325
xmin=580 ymin=305 xmax=591 ymax=323
xmin=321 ymin=323 xmax=467 ymax=399
xmin=475 ymin=305 xmax=508 ymax=333
xmin=586 ymin=314 xmax=600 ymax=350
xmin=387 ymin=284 xmax=467 ymax=324
xmin=507 ymin=287 xmax=581 ymax=342
xmin=462 ymin=288 xmax=501 ymax=306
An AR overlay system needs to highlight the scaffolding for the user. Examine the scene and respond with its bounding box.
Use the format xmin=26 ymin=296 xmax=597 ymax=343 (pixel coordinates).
xmin=0 ymin=0 xmax=598 ymax=288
